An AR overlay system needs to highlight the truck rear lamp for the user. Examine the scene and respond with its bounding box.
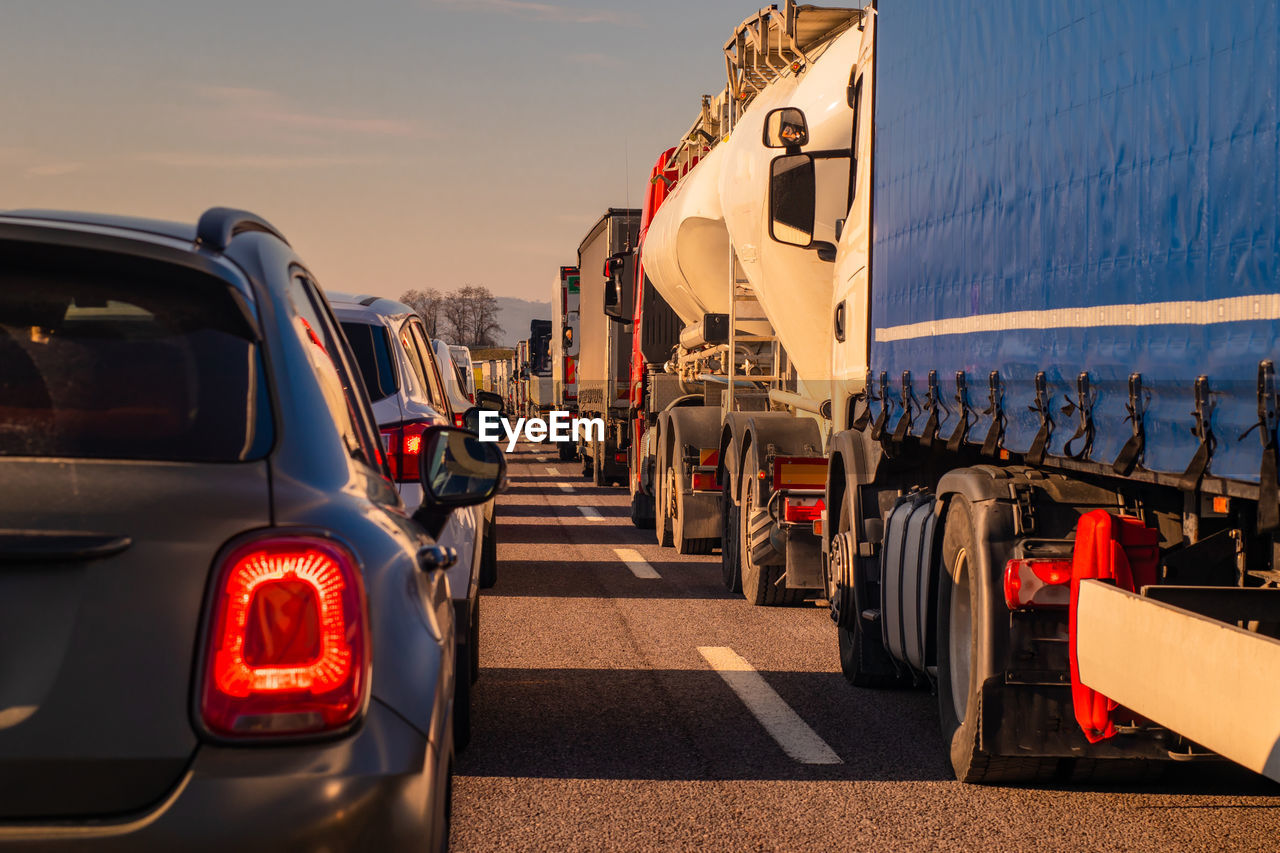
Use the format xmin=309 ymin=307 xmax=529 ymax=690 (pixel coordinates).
xmin=771 ymin=456 xmax=827 ymax=491
xmin=615 ymin=451 xmax=628 ymax=463
xmin=200 ymin=536 xmax=369 ymax=738
xmin=1003 ymin=558 xmax=1073 ymax=609
xmin=784 ymin=496 xmax=825 ymax=524
xmin=691 ymin=472 xmax=718 ymax=491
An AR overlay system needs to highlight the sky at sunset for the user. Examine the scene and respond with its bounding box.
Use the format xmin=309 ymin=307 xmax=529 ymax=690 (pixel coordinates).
xmin=0 ymin=0 xmax=772 ymax=304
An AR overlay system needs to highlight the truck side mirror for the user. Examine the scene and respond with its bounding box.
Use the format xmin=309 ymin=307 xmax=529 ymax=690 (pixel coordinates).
xmin=763 ymin=107 xmax=809 ymax=149
xmin=563 ymin=327 xmax=573 ymax=348
xmin=603 ymin=251 xmax=634 ymax=323
xmin=769 ymin=153 xmax=816 ymax=248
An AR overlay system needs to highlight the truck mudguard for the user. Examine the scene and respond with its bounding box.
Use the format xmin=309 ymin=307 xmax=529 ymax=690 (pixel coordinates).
xmin=1068 ymin=510 xmax=1161 ymax=743
xmin=872 ymin=1 xmax=1280 ymax=488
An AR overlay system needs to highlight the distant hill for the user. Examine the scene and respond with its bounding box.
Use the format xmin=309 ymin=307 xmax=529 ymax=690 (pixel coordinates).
xmin=497 ymin=297 xmax=551 ymax=348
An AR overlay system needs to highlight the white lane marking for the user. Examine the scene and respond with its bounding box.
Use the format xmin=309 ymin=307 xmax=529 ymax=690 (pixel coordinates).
xmin=546 ymin=467 xmax=563 ymax=476
xmin=697 ymin=646 xmax=842 ymax=765
xmin=557 ymin=482 xmax=575 ymax=493
xmin=578 ymin=506 xmax=606 ymax=521
xmin=613 ymin=548 xmax=661 ymax=579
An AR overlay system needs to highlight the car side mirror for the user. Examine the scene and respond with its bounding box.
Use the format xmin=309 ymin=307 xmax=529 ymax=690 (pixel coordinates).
xmin=418 ymin=426 xmax=506 ymax=508
xmin=769 ymin=153 xmax=816 ymax=248
xmin=475 ymin=391 xmax=504 ymax=413
xmin=763 ymin=107 xmax=809 ymax=149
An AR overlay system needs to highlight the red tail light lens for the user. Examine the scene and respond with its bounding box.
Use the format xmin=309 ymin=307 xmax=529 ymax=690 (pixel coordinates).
xmin=453 ymin=413 xmax=465 ymax=428
xmin=784 ymin=496 xmax=825 ymax=523
xmin=200 ymin=536 xmax=368 ymax=737
xmin=691 ymin=472 xmax=718 ymax=491
xmin=615 ymin=451 xmax=628 ymax=463
xmin=1003 ymin=558 xmax=1073 ymax=609
xmin=380 ymin=420 xmax=432 ymax=483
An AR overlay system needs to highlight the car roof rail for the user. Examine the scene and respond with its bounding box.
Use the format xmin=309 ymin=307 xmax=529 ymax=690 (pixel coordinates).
xmin=359 ymin=295 xmax=381 ymax=306
xmin=195 ymin=207 xmax=290 ymax=252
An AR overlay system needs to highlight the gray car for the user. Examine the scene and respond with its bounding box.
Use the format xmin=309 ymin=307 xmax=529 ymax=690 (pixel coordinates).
xmin=0 ymin=207 xmax=502 ymax=851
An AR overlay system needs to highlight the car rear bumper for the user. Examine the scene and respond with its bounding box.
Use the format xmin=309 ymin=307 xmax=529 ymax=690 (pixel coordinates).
xmin=0 ymin=699 xmax=448 ymax=853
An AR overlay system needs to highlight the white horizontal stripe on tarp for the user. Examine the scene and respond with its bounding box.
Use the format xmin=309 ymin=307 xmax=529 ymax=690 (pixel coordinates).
xmin=874 ymin=293 xmax=1280 ymax=343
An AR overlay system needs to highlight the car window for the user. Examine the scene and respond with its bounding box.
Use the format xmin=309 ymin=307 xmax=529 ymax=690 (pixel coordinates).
xmin=408 ymin=321 xmax=450 ymax=411
xmin=341 ymin=319 xmax=398 ymax=403
xmin=286 ymin=275 xmax=381 ymax=470
xmin=0 ymin=248 xmax=272 ymax=461
xmin=397 ymin=320 xmax=435 ymax=405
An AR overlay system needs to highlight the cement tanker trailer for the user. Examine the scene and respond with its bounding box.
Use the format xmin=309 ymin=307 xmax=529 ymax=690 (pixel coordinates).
xmin=642 ymin=3 xmax=864 ymax=605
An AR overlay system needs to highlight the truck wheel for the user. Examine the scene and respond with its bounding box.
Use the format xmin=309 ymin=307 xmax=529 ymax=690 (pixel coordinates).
xmin=478 ymin=518 xmax=497 ymax=589
xmin=720 ymin=478 xmax=742 ymax=592
xmin=558 ymin=441 xmax=575 ymax=462
xmin=630 ymin=490 xmax=655 ymax=529
xmin=937 ymin=497 xmax=1052 ymax=783
xmin=672 ymin=465 xmax=715 ymax=555
xmin=592 ymin=446 xmax=606 ymax=487
xmin=655 ymin=453 xmax=673 ymax=548
xmin=580 ymin=446 xmax=592 ymax=478
xmin=831 ymin=491 xmax=907 ymax=687
xmin=738 ymin=457 xmax=803 ymax=606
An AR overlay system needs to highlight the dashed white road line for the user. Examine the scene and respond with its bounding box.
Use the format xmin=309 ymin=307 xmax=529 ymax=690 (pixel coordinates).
xmin=557 ymin=482 xmax=575 ymax=493
xmin=613 ymin=548 xmax=661 ymax=579
xmin=546 ymin=467 xmax=563 ymax=476
xmin=578 ymin=506 xmax=605 ymax=521
xmin=696 ymin=646 xmax=843 ymax=766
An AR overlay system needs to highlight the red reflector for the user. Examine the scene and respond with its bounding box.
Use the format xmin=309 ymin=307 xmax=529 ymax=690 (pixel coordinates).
xmin=691 ymin=472 xmax=718 ymax=491
xmin=784 ymin=496 xmax=825 ymax=523
xmin=1003 ymin=558 xmax=1073 ymax=609
xmin=201 ymin=536 xmax=368 ymax=737
xmin=615 ymin=451 xmax=627 ymax=463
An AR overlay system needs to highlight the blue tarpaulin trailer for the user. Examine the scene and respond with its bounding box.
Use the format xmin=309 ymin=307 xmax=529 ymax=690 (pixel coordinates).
xmin=870 ymin=0 xmax=1280 ymax=488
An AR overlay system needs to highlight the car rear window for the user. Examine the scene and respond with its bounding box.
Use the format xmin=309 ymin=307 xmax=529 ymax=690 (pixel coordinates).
xmin=340 ymin=320 xmax=398 ymax=403
xmin=0 ymin=243 xmax=272 ymax=462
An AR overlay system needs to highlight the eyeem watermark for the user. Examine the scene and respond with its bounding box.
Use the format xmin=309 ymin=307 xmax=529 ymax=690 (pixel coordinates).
xmin=477 ymin=411 xmax=604 ymax=452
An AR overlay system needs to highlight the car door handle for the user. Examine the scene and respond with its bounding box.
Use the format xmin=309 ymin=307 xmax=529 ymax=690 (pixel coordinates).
xmin=0 ymin=531 xmax=132 ymax=563
xmin=417 ymin=545 xmax=456 ymax=572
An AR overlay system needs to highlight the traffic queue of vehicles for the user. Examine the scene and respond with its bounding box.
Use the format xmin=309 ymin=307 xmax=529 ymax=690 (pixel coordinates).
xmin=0 ymin=207 xmax=505 ymax=849
xmin=556 ymin=0 xmax=1280 ymax=786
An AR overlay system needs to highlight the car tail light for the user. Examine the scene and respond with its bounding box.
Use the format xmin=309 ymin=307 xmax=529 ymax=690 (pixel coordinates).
xmin=380 ymin=420 xmax=432 ymax=483
xmin=1004 ymin=558 xmax=1073 ymax=609
xmin=784 ymin=496 xmax=825 ymax=523
xmin=454 ymin=413 xmax=466 ymax=428
xmin=200 ymin=536 xmax=368 ymax=737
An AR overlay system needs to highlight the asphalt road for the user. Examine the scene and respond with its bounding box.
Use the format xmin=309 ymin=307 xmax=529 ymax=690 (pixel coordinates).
xmin=452 ymin=442 xmax=1280 ymax=852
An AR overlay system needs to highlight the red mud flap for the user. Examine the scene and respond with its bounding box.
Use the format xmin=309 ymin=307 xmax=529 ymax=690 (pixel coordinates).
xmin=1068 ymin=510 xmax=1159 ymax=742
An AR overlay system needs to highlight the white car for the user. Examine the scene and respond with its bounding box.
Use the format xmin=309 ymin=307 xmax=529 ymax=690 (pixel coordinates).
xmin=330 ymin=293 xmax=498 ymax=745
xmin=448 ymin=344 xmax=477 ymax=403
xmin=433 ymin=339 xmax=476 ymax=418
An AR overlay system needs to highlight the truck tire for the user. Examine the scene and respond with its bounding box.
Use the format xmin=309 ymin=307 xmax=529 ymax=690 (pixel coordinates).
xmin=739 ymin=450 xmax=803 ymax=606
xmin=558 ymin=441 xmax=575 ymax=462
xmin=937 ymin=497 xmax=1053 ymax=783
xmin=592 ymin=445 xmax=606 ymax=487
xmin=630 ymin=489 xmax=655 ymax=529
xmin=654 ymin=444 xmax=673 ymax=548
xmin=478 ymin=517 xmax=497 ymax=589
xmin=581 ymin=445 xmax=592 ymax=478
xmin=671 ymin=465 xmax=716 ymax=555
xmin=720 ymin=478 xmax=742 ymax=592
xmin=831 ymin=490 xmax=907 ymax=687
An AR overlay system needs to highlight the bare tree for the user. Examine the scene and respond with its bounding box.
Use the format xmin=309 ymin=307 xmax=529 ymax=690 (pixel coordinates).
xmin=398 ymin=288 xmax=444 ymax=337
xmin=458 ymin=285 xmax=503 ymax=348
